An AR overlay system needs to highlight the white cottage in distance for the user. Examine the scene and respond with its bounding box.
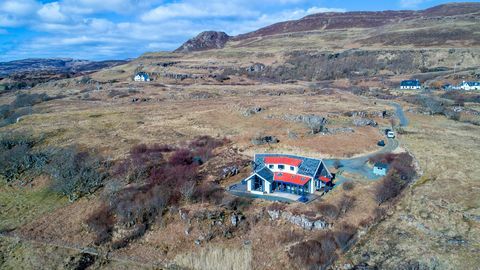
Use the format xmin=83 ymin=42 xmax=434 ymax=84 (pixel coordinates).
xmin=459 ymin=81 xmax=480 ymax=91
xmin=134 ymin=72 xmax=150 ymax=82
xmin=400 ymin=79 xmax=421 ymax=90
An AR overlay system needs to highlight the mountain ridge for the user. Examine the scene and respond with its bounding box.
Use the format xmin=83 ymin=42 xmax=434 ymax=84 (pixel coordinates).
xmin=175 ymin=2 xmax=480 ymax=53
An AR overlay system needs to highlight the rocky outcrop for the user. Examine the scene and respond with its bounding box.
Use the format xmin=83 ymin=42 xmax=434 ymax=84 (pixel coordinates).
xmin=267 ymin=209 xmax=331 ymax=230
xmin=174 ymin=31 xmax=231 ymax=53
xmin=352 ymin=118 xmax=377 ymax=127
xmin=251 ymin=135 xmax=279 ymax=145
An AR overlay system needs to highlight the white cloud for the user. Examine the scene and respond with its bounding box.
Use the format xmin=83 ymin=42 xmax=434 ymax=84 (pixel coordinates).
xmin=306 ymin=7 xmax=346 ymax=14
xmin=0 ymin=0 xmax=39 ymax=16
xmin=0 ymin=0 xmax=348 ymax=60
xmin=399 ymin=0 xmax=430 ymax=8
xmin=141 ymin=1 xmax=259 ymax=22
xmin=61 ymin=0 xmax=138 ymax=14
xmin=37 ymin=2 xmax=67 ymax=22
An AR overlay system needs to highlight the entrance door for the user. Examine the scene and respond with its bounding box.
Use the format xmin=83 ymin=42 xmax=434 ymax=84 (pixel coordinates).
xmin=253 ymin=176 xmax=263 ymax=191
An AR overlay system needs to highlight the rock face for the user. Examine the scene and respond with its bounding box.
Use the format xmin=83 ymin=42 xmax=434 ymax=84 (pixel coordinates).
xmin=352 ymin=118 xmax=377 ymax=127
xmin=174 ymin=31 xmax=231 ymax=53
xmin=267 ymin=209 xmax=330 ymax=230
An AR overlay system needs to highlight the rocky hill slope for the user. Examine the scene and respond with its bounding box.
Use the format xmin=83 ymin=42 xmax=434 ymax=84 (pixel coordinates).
xmin=174 ymin=31 xmax=231 ymax=53
xmin=175 ymin=3 xmax=480 ymax=52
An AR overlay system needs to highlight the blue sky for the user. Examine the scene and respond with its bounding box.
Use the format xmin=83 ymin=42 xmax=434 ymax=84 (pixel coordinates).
xmin=0 ymin=0 xmax=478 ymax=61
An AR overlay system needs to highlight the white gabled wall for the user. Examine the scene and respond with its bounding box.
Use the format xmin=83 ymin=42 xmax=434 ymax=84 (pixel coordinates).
xmin=266 ymin=163 xmax=298 ymax=174
xmin=264 ymin=180 xmax=271 ymax=193
xmin=246 ymin=179 xmax=252 ymax=191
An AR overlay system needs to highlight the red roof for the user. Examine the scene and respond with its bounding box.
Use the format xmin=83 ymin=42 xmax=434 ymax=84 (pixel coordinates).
xmin=274 ymin=172 xmax=310 ymax=186
xmin=264 ymin=156 xmax=302 ymax=167
xmin=319 ymin=176 xmax=331 ymax=183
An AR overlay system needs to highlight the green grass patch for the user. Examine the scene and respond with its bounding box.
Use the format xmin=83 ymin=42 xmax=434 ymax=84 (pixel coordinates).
xmin=411 ymin=174 xmax=435 ymax=188
xmin=0 ymin=182 xmax=67 ymax=232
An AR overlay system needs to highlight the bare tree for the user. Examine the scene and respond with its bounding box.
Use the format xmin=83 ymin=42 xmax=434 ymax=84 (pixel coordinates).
xmin=180 ymin=180 xmax=196 ymax=203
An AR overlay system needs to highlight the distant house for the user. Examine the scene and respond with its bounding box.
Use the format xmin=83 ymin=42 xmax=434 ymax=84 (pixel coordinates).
xmin=134 ymin=72 xmax=150 ymax=82
xmin=400 ymin=79 xmax=421 ymax=90
xmin=373 ymin=162 xmax=389 ymax=176
xmin=459 ymin=81 xmax=480 ymax=91
xmin=244 ymin=153 xmax=333 ymax=196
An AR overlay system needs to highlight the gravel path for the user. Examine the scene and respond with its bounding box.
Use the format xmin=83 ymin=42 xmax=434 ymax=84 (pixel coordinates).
xmin=325 ymin=102 xmax=407 ymax=182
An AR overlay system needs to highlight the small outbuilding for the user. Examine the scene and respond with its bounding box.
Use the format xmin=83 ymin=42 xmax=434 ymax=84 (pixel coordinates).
xmin=373 ymin=162 xmax=389 ymax=176
xmin=134 ymin=72 xmax=150 ymax=82
xmin=459 ymin=81 xmax=480 ymax=91
xmin=400 ymin=79 xmax=421 ymax=90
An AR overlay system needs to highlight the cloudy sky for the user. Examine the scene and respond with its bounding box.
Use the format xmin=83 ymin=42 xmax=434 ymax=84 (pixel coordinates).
xmin=0 ymin=0 xmax=477 ymax=61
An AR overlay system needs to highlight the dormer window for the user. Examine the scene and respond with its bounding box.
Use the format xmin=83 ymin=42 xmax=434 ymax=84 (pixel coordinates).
xmin=290 ymin=166 xmax=294 ymax=171
xmin=278 ymin=165 xmax=285 ymax=170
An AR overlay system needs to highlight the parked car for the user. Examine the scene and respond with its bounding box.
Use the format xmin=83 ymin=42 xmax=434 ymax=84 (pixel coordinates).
xmin=377 ymin=140 xmax=386 ymax=147
xmin=298 ymin=196 xmax=309 ymax=203
xmin=387 ymin=130 xmax=395 ymax=138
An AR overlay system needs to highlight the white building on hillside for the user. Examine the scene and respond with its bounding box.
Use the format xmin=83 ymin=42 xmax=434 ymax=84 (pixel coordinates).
xmin=459 ymin=81 xmax=480 ymax=91
xmin=134 ymin=72 xmax=150 ymax=82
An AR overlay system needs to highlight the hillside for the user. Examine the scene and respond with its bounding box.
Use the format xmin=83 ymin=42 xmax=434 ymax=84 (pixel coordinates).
xmin=0 ymin=58 xmax=128 ymax=91
xmin=175 ymin=2 xmax=480 ymax=52
xmin=1 ymin=2 xmax=480 ymax=270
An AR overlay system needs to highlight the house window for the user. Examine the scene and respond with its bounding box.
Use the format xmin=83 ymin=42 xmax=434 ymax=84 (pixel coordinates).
xmin=269 ymin=164 xmax=274 ymax=169
xmin=290 ymin=166 xmax=295 ymax=171
xmin=278 ymin=164 xmax=285 ymax=170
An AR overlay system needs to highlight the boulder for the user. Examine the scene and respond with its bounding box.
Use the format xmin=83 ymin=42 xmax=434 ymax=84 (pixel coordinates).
xmin=353 ymin=118 xmax=377 ymax=127
xmin=267 ymin=210 xmax=281 ymax=220
xmin=230 ymin=214 xmax=238 ymax=226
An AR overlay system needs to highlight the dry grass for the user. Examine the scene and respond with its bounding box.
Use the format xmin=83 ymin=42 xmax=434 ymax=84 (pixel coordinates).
xmin=341 ymin=113 xmax=480 ymax=269
xmin=174 ymin=246 xmax=252 ymax=270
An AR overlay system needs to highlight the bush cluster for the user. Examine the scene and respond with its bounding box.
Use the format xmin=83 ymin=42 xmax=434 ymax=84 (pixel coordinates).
xmin=288 ymin=232 xmax=338 ymax=269
xmin=47 ymin=147 xmax=110 ymax=202
xmin=370 ymin=152 xmax=416 ymax=204
xmin=0 ymin=132 xmax=109 ymax=201
xmin=0 ymin=92 xmax=54 ymax=127
xmin=87 ymin=136 xmax=228 ymax=247
xmin=0 ymin=133 xmax=47 ymax=182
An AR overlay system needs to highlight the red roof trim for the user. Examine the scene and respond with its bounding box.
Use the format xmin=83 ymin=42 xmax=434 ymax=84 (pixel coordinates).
xmin=319 ymin=176 xmax=331 ymax=183
xmin=274 ymin=172 xmax=310 ymax=185
xmin=264 ymin=157 xmax=302 ymax=167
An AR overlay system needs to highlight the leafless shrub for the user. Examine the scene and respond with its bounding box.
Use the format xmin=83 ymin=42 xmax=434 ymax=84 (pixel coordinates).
xmin=278 ymin=229 xmax=304 ymax=244
xmin=317 ymin=203 xmax=339 ymax=219
xmin=342 ymin=181 xmax=354 ymax=191
xmin=288 ymin=232 xmax=337 ymax=269
xmin=268 ymin=202 xmax=287 ymax=212
xmin=338 ymin=195 xmax=356 ymax=217
xmin=85 ymin=204 xmax=115 ymax=245
xmin=333 ymin=223 xmax=357 ymax=252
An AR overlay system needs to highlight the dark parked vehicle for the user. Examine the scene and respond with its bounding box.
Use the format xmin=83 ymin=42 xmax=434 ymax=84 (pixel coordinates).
xmin=377 ymin=140 xmax=386 ymax=147
xmin=298 ymin=196 xmax=309 ymax=203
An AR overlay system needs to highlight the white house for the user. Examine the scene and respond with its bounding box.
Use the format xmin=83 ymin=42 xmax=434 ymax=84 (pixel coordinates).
xmin=400 ymin=79 xmax=421 ymax=90
xmin=244 ymin=154 xmax=333 ymax=196
xmin=134 ymin=72 xmax=150 ymax=82
xmin=373 ymin=162 xmax=388 ymax=176
xmin=459 ymin=81 xmax=480 ymax=91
